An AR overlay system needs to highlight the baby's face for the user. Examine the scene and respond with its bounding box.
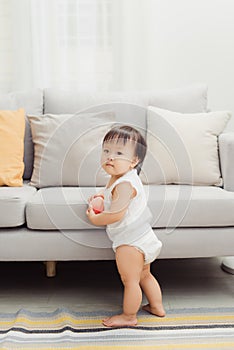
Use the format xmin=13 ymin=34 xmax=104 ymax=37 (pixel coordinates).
xmin=101 ymin=139 xmax=138 ymax=177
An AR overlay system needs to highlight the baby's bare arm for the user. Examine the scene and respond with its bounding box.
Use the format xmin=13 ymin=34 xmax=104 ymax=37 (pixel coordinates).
xmin=86 ymin=182 xmax=135 ymax=226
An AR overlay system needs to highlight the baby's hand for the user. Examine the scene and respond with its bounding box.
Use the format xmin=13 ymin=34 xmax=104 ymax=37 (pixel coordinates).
xmin=88 ymin=194 xmax=104 ymax=214
xmin=86 ymin=205 xmax=104 ymax=226
xmin=88 ymin=193 xmax=103 ymax=203
xmin=86 ymin=206 xmax=96 ymax=223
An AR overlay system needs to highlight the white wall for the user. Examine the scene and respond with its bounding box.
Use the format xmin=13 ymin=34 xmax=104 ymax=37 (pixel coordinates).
xmin=1 ymin=0 xmax=234 ymax=131
xmin=119 ymin=0 xmax=234 ymax=131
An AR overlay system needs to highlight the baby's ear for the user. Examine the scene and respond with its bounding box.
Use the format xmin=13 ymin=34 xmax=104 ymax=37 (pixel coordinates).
xmin=131 ymin=156 xmax=139 ymax=168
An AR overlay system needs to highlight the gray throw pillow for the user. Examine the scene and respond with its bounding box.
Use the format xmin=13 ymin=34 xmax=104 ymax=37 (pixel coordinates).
xmin=28 ymin=111 xmax=115 ymax=188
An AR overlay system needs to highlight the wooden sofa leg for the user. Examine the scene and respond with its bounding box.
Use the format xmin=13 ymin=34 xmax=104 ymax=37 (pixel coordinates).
xmin=45 ymin=261 xmax=57 ymax=277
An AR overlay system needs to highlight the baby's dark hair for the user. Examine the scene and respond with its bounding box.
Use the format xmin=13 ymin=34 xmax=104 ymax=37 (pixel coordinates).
xmin=102 ymin=125 xmax=147 ymax=173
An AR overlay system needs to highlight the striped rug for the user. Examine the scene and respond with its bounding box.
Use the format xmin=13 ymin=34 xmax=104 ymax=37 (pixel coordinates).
xmin=0 ymin=307 xmax=234 ymax=349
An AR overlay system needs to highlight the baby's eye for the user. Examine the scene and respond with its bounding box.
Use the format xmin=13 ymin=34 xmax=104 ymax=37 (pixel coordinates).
xmin=103 ymin=149 xmax=109 ymax=153
xmin=117 ymin=151 xmax=123 ymax=155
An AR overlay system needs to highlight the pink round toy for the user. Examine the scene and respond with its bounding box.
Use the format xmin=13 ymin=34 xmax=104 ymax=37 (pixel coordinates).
xmin=89 ymin=195 xmax=104 ymax=214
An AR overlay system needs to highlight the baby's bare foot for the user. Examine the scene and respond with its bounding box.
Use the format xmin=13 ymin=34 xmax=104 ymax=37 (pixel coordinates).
xmin=102 ymin=314 xmax=137 ymax=327
xmin=142 ymin=304 xmax=166 ymax=317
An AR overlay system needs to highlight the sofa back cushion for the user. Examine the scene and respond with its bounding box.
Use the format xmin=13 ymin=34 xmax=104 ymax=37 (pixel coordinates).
xmin=0 ymin=85 xmax=207 ymax=185
xmin=44 ymin=84 xmax=208 ymax=134
xmin=0 ymin=89 xmax=43 ymax=180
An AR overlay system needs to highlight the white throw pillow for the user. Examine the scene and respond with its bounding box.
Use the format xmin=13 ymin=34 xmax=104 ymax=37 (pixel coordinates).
xmin=141 ymin=106 xmax=231 ymax=186
xmin=28 ymin=111 xmax=115 ymax=188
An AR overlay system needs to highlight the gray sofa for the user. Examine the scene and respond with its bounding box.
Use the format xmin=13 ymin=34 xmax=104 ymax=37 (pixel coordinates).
xmin=1 ymin=85 xmax=234 ymax=277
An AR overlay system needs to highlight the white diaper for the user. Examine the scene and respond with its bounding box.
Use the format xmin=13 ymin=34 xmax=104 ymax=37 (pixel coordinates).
xmin=113 ymin=231 xmax=162 ymax=265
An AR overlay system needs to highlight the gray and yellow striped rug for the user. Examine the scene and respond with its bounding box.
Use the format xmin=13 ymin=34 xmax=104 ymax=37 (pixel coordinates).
xmin=0 ymin=307 xmax=234 ymax=349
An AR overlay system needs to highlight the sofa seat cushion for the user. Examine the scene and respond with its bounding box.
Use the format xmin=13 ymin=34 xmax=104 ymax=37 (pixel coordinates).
xmin=26 ymin=187 xmax=103 ymax=230
xmin=0 ymin=182 xmax=37 ymax=227
xmin=26 ymin=185 xmax=234 ymax=230
xmin=148 ymin=185 xmax=234 ymax=228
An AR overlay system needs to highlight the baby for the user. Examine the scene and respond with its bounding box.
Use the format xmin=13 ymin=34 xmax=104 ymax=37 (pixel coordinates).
xmin=87 ymin=125 xmax=165 ymax=327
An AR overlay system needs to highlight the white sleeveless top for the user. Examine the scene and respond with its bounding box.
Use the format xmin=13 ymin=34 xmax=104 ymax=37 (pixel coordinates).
xmin=104 ymin=169 xmax=153 ymax=248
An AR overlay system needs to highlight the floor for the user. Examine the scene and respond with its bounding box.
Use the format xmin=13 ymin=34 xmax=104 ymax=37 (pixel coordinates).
xmin=0 ymin=257 xmax=234 ymax=313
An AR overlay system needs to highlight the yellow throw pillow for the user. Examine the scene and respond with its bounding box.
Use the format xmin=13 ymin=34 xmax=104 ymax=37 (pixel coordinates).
xmin=0 ymin=108 xmax=25 ymax=186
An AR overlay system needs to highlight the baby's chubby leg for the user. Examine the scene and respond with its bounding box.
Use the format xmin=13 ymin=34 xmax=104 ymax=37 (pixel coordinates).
xmin=140 ymin=264 xmax=165 ymax=317
xmin=102 ymin=245 xmax=144 ymax=327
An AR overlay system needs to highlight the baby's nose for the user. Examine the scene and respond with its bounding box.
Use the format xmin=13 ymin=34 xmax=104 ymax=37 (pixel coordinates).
xmin=108 ymin=155 xmax=114 ymax=161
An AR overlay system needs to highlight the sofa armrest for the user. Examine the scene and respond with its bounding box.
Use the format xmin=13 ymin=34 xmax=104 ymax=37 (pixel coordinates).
xmin=219 ymin=132 xmax=234 ymax=191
